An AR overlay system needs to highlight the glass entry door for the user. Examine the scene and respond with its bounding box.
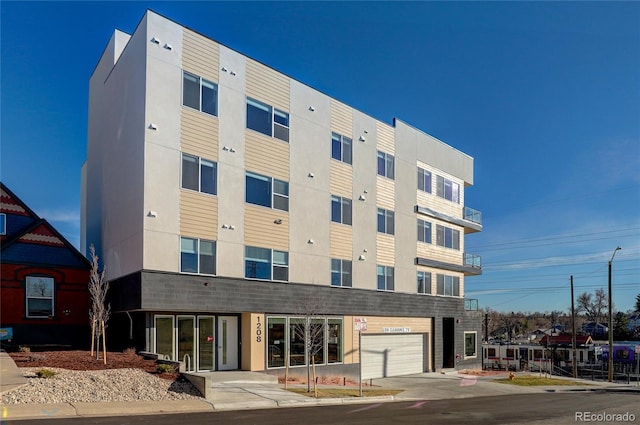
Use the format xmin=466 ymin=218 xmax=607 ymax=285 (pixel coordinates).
xmin=198 ymin=316 xmax=215 ymax=371
xmin=155 ymin=316 xmax=175 ymax=360
xmin=177 ymin=316 xmax=195 ymax=372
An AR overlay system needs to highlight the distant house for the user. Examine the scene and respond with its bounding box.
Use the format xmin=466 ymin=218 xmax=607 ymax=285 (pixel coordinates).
xmin=0 ymin=183 xmax=90 ymax=348
xmin=539 ymin=334 xmax=593 ymax=347
xmin=581 ymin=322 xmax=608 ymax=338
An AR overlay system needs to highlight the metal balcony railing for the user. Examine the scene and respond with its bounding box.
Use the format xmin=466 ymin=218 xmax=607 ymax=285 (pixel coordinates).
xmin=464 ymin=207 xmax=482 ymax=225
xmin=464 ymin=253 xmax=482 ymax=269
xmin=464 ymin=299 xmax=479 ymax=311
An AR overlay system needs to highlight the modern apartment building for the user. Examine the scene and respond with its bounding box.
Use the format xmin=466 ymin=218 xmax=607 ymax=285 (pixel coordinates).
xmin=81 ymin=10 xmax=483 ymax=377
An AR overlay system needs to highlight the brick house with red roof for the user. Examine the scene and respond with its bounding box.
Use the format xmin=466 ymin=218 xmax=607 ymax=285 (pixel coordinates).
xmin=1 ymin=182 xmax=91 ymax=348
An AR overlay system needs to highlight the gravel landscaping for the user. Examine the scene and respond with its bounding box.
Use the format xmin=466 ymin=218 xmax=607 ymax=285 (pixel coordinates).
xmin=1 ymin=350 xmax=203 ymax=404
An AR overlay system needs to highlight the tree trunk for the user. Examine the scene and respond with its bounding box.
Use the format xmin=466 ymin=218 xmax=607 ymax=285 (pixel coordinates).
xmin=312 ymin=356 xmax=317 ymax=398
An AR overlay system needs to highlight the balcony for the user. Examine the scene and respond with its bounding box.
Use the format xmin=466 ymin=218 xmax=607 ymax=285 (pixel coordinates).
xmin=464 ymin=299 xmax=479 ymax=311
xmin=416 ymin=205 xmax=482 ymax=233
xmin=416 ymin=252 xmax=482 ymax=276
xmin=464 ymin=252 xmax=482 ymax=269
xmin=464 ymin=207 xmax=482 ymax=225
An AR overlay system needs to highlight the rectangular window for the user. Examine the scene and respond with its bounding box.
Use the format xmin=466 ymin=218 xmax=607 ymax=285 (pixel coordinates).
xmin=327 ymin=318 xmax=343 ymax=363
xmin=331 ymin=195 xmax=352 ymax=225
xmin=289 ymin=317 xmax=306 ymax=366
xmin=0 ymin=213 xmax=5 ymax=235
xmin=331 ymin=132 xmax=352 ymax=165
xmin=417 ymin=271 xmax=431 ymax=294
xmin=331 ymin=259 xmax=352 ymax=287
xmin=436 ymin=176 xmax=460 ymax=203
xmin=436 ymin=274 xmax=460 ymax=297
xmin=246 ymin=172 xmax=289 ymax=211
xmin=377 ymin=151 xmax=395 ymax=179
xmin=377 ymin=208 xmax=395 ymax=235
xmin=26 ymin=276 xmax=54 ymax=318
xmin=377 ymin=265 xmax=395 ymax=291
xmin=267 ymin=317 xmax=286 ymax=368
xmin=246 ymin=97 xmax=289 ymax=142
xmin=436 ymin=225 xmax=460 ymax=250
xmin=418 ymin=167 xmax=432 ymax=193
xmin=464 ymin=332 xmax=477 ymax=358
xmin=418 ymin=219 xmax=432 ymax=243
xmin=183 ymin=71 xmax=217 ymax=116
xmin=182 ymin=154 xmax=217 ymax=195
xmin=245 ymin=246 xmax=289 ymax=281
xmin=180 ymin=237 xmax=216 ymax=275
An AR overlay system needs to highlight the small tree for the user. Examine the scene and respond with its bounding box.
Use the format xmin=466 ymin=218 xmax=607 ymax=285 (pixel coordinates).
xmin=88 ymin=244 xmax=110 ymax=363
xmin=291 ymin=292 xmax=326 ymax=396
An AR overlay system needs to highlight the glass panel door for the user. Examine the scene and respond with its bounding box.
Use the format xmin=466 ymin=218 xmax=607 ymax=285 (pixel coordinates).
xmin=177 ymin=316 xmax=195 ymax=372
xmin=198 ymin=316 xmax=215 ymax=371
xmin=155 ymin=316 xmax=174 ymax=360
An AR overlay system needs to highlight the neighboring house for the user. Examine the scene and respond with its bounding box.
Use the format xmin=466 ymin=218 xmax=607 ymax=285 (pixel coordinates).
xmin=0 ymin=183 xmax=90 ymax=348
xmin=81 ymin=10 xmax=483 ymax=376
xmin=581 ymin=322 xmax=608 ymax=338
xmin=539 ymin=334 xmax=593 ymax=348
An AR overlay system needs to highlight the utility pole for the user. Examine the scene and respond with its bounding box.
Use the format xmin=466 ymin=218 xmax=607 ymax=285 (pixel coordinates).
xmin=571 ymin=275 xmax=577 ymax=378
xmin=484 ymin=313 xmax=489 ymax=343
xmin=608 ymin=247 xmax=621 ymax=383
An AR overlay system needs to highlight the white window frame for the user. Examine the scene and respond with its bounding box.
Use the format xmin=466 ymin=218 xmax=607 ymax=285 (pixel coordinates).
xmin=25 ymin=276 xmax=54 ymax=318
xmin=417 ymin=271 xmax=431 ymax=294
xmin=331 ymin=132 xmax=352 ymax=165
xmin=377 ymin=265 xmax=395 ymax=291
xmin=464 ymin=331 xmax=477 ymax=359
xmin=182 ymin=71 xmax=218 ymax=116
xmin=377 ymin=208 xmax=395 ymax=235
xmin=418 ymin=167 xmax=432 ymax=193
xmin=436 ymin=175 xmax=460 ymax=204
xmin=180 ymin=237 xmax=216 ymax=275
xmin=181 ymin=153 xmax=217 ymax=195
xmin=377 ymin=151 xmax=395 ymax=179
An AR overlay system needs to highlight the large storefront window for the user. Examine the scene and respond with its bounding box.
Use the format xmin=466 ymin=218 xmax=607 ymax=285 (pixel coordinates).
xmin=289 ymin=318 xmax=306 ymax=366
xmin=310 ymin=318 xmax=325 ymax=365
xmin=267 ymin=316 xmax=343 ymax=369
xmin=267 ymin=317 xmax=286 ymax=368
xmin=327 ymin=319 xmax=343 ymax=363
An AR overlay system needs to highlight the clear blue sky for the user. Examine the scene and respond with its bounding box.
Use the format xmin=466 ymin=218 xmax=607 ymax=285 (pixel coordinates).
xmin=2 ymin=2 xmax=638 ymax=314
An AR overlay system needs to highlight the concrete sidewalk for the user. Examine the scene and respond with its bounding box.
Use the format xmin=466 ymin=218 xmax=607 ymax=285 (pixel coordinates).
xmin=2 ymin=352 xmax=639 ymax=421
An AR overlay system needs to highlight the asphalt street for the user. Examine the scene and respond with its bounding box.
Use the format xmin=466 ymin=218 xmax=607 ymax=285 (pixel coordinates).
xmin=12 ymin=392 xmax=639 ymax=425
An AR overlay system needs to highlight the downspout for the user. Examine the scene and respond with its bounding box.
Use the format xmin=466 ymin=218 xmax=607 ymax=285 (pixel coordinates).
xmin=125 ymin=311 xmax=133 ymax=340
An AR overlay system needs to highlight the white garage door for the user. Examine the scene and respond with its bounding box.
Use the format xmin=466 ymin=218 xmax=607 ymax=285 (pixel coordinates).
xmin=361 ymin=333 xmax=427 ymax=379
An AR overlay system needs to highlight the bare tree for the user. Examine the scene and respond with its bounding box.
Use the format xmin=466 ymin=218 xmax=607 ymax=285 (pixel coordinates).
xmin=291 ymin=292 xmax=326 ymax=396
xmin=577 ymin=289 xmax=609 ymax=333
xmin=88 ymin=244 xmax=110 ymax=362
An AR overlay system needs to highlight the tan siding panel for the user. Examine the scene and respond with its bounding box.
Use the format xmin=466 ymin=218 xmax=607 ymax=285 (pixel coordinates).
xmin=330 ymin=99 xmax=352 ymax=136
xmin=244 ymin=205 xmax=289 ymax=251
xmin=180 ymin=191 xmax=218 ymax=240
xmin=330 ymin=161 xmax=353 ymax=198
xmin=245 ymin=132 xmax=290 ymax=181
xmin=376 ymin=234 xmax=395 ymax=265
xmin=246 ymin=59 xmax=289 ymax=111
xmin=182 ymin=29 xmax=219 ymax=82
xmin=377 ymin=121 xmax=395 ymax=154
xmin=330 ymin=224 xmax=352 ymax=258
xmin=376 ymin=176 xmax=395 ymax=210
xmin=181 ymin=108 xmax=218 ymax=160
